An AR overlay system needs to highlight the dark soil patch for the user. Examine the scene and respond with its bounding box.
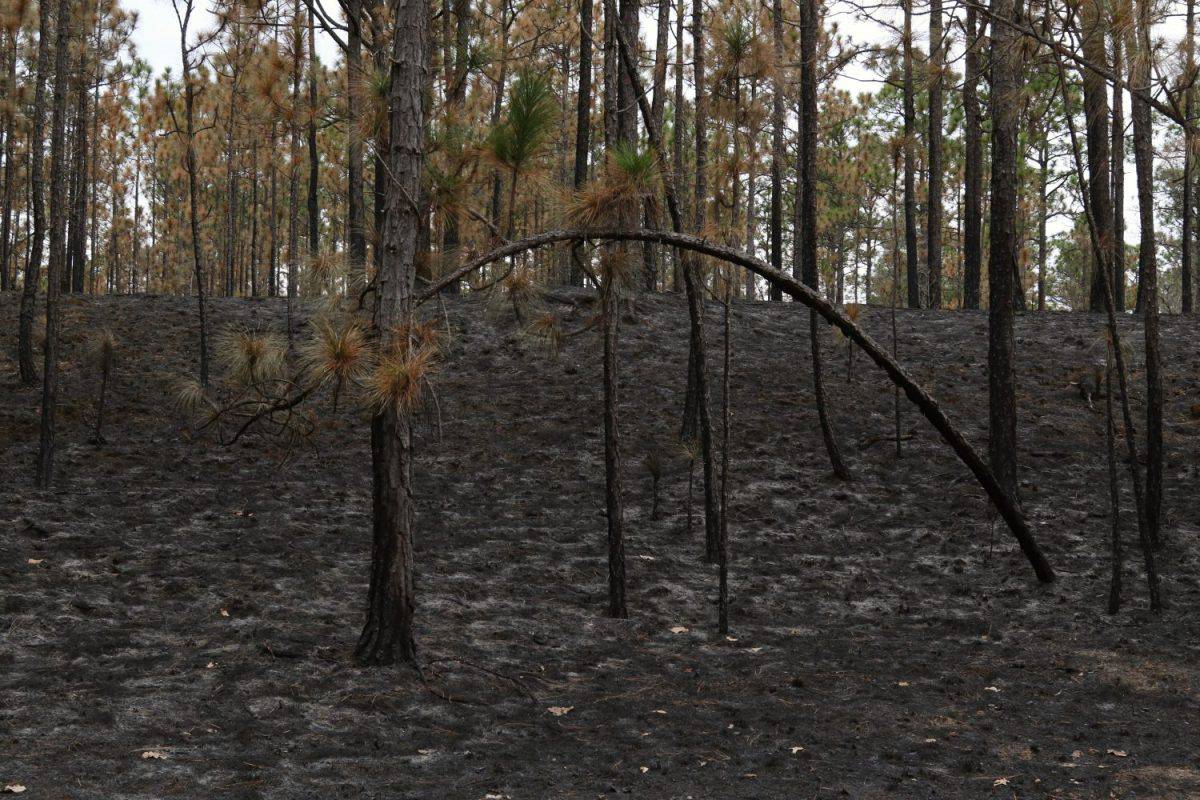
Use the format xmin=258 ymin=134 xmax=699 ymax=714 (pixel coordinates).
xmin=2 ymin=292 xmax=1199 ymax=798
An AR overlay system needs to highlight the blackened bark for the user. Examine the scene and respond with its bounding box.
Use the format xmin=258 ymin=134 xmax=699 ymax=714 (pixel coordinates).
xmin=768 ymin=0 xmax=785 ymax=302
xmin=962 ymin=6 xmax=982 ymax=310
xmin=902 ymin=0 xmax=919 ymax=308
xmin=1080 ymin=0 xmax=1112 ymax=312
xmin=38 ymin=0 xmax=73 ymax=486
xmin=927 ymin=0 xmax=943 ymax=308
xmin=1129 ymin=1 xmax=1161 ymax=550
xmin=1112 ymin=34 xmax=1125 ymax=312
xmin=0 ymin=27 xmax=15 ymax=292
xmin=570 ymin=0 xmax=592 ymax=286
xmin=355 ymin=0 xmax=427 ymax=666
xmin=1184 ymin=0 xmax=1195 ymax=314
xmin=307 ymin=0 xmax=319 ymax=256
xmin=986 ymin=0 xmax=1022 ymax=502
xmin=18 ymin=0 xmax=52 ymax=386
xmin=347 ymin=0 xmax=366 ymax=279
xmin=601 ymin=265 xmax=628 ymax=618
xmin=801 ymin=0 xmax=851 ymax=480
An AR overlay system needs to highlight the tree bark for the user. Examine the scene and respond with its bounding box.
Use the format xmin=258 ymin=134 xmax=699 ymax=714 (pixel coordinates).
xmin=902 ymin=0 xmax=920 ymax=308
xmin=1129 ymin=0 xmax=1161 ymax=548
xmin=986 ymin=0 xmax=1023 ymax=503
xmin=1080 ymin=0 xmax=1112 ymax=312
xmin=570 ymin=0 xmax=592 ymax=286
xmin=601 ymin=261 xmax=628 ymax=617
xmin=1112 ymin=33 xmax=1125 ymax=311
xmin=355 ymin=0 xmax=427 ymax=666
xmin=37 ymin=0 xmax=73 ymax=486
xmin=0 ymin=27 xmax=16 ymax=292
xmin=927 ymin=0 xmax=943 ymax=308
xmin=18 ymin=0 xmax=53 ymax=386
xmin=180 ymin=5 xmax=210 ymax=385
xmin=962 ymin=5 xmax=983 ymax=309
xmin=1183 ymin=0 xmax=1195 ymax=314
xmin=768 ymin=0 xmax=785 ymax=302
xmin=801 ymin=0 xmax=850 ymax=480
xmin=307 ymin=0 xmax=320 ymax=257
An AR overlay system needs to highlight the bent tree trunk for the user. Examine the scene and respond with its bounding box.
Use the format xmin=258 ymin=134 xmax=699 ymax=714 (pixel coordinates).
xmin=419 ymin=227 xmax=1056 ymax=584
xmin=355 ymin=0 xmax=427 ymax=666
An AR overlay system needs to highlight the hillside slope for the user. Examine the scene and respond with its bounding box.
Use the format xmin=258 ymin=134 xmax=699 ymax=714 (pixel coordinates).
xmin=2 ymin=291 xmax=1199 ymax=798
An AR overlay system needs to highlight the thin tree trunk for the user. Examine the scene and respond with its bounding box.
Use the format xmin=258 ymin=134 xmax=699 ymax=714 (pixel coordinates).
xmin=1105 ymin=341 xmax=1122 ymax=613
xmin=38 ymin=0 xmax=73 ymax=485
xmin=1183 ymin=0 xmax=1195 ymax=314
xmin=570 ymin=0 xmax=593 ymax=286
xmin=250 ymin=139 xmax=259 ymax=296
xmin=180 ymin=5 xmax=210 ymax=385
xmin=768 ymin=0 xmax=785 ymax=302
xmin=1129 ymin=0 xmax=1162 ymax=549
xmin=347 ymin=0 xmax=366 ymax=281
xmin=608 ymin=7 xmax=719 ymax=564
xmin=801 ymin=0 xmax=850 ymax=480
xmin=927 ymin=0 xmax=943 ymax=308
xmin=18 ymin=0 xmax=53 ymax=386
xmin=1080 ymin=0 xmax=1112 ymax=312
xmin=1112 ymin=34 xmax=1125 ymax=311
xmin=1054 ymin=48 xmax=1159 ymax=609
xmin=1037 ymin=139 xmax=1048 ymax=311
xmin=0 ymin=27 xmax=15 ymax=292
xmin=307 ymin=0 xmax=319 ymax=257
xmin=601 ymin=260 xmax=628 ymax=617
xmin=902 ymin=0 xmax=920 ymax=308
xmin=962 ymin=4 xmax=983 ymax=309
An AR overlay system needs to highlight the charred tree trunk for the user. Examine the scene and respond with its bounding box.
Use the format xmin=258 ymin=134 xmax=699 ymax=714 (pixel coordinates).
xmin=1184 ymin=0 xmax=1195 ymax=314
xmin=355 ymin=0 xmax=427 ymax=666
xmin=1129 ymin=0 xmax=1162 ymax=549
xmin=1080 ymin=0 xmax=1112 ymax=312
xmin=307 ymin=0 xmax=320 ymax=257
xmin=180 ymin=10 xmax=210 ymax=385
xmin=570 ymin=0 xmax=592 ymax=287
xmin=0 ymin=27 xmax=16 ymax=292
xmin=18 ymin=0 xmax=52 ymax=386
xmin=926 ymin=0 xmax=943 ymax=308
xmin=37 ymin=0 xmax=73 ymax=485
xmin=986 ymin=0 xmax=1023 ymax=503
xmin=801 ymin=0 xmax=850 ymax=480
xmin=347 ymin=0 xmax=367 ymax=282
xmin=1112 ymin=34 xmax=1125 ymax=311
xmin=600 ymin=260 xmax=628 ymax=618
xmin=962 ymin=5 xmax=983 ymax=310
xmin=902 ymin=0 xmax=920 ymax=308
xmin=768 ymin=0 xmax=785 ymax=302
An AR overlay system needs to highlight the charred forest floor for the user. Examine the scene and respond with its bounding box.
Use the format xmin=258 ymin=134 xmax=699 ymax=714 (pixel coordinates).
xmin=2 ymin=290 xmax=1200 ymax=799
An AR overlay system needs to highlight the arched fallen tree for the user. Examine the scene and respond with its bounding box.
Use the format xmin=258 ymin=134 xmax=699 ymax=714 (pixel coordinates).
xmin=418 ymin=227 xmax=1056 ymax=584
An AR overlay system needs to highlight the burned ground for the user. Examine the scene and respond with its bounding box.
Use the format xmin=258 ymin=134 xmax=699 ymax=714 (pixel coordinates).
xmin=2 ymin=291 xmax=1199 ymax=799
